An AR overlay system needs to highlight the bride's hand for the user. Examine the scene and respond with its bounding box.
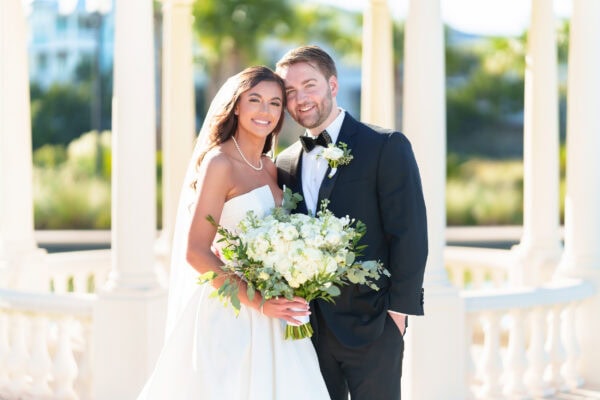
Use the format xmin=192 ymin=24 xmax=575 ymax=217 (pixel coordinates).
xmin=261 ymin=297 xmax=310 ymax=325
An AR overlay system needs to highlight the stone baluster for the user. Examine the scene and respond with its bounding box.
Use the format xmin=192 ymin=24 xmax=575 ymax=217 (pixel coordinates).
xmin=0 ymin=313 xmax=9 ymax=393
xmin=478 ymin=311 xmax=504 ymax=398
xmin=504 ymin=309 xmax=529 ymax=397
xmin=471 ymin=268 xmax=486 ymax=289
xmin=560 ymin=303 xmax=584 ymax=388
xmin=27 ymin=315 xmax=53 ymax=398
xmin=464 ymin=314 xmax=477 ymax=399
xmin=53 ymin=318 xmax=78 ymax=399
xmin=73 ymin=272 xmax=87 ymax=293
xmin=53 ymin=274 xmax=68 ymax=293
xmin=491 ymin=269 xmax=506 ymax=288
xmin=525 ymin=307 xmax=554 ymax=396
xmin=75 ymin=319 xmax=93 ymax=399
xmin=545 ymin=305 xmax=567 ymax=391
xmin=7 ymin=314 xmax=29 ymax=396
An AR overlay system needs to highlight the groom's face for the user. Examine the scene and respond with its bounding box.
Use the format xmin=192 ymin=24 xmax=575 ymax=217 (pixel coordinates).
xmin=278 ymin=62 xmax=338 ymax=132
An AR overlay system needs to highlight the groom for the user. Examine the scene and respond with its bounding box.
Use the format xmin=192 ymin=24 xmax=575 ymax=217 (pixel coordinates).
xmin=275 ymin=45 xmax=428 ymax=400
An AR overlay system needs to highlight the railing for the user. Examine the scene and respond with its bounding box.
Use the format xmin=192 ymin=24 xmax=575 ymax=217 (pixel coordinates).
xmin=0 ymin=249 xmax=111 ymax=400
xmin=0 ymin=289 xmax=95 ymax=400
xmin=0 ymin=243 xmax=597 ymax=399
xmin=445 ymin=246 xmax=596 ymax=399
xmin=46 ymin=249 xmax=111 ymax=294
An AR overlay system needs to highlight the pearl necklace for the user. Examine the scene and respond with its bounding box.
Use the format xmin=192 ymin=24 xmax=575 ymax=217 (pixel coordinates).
xmin=231 ymin=136 xmax=263 ymax=171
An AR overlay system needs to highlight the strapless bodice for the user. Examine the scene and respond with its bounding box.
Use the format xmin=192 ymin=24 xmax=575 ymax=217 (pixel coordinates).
xmin=218 ymin=185 xmax=275 ymax=232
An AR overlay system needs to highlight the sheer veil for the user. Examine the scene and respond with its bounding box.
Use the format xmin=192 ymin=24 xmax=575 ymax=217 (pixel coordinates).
xmin=164 ymin=74 xmax=240 ymax=338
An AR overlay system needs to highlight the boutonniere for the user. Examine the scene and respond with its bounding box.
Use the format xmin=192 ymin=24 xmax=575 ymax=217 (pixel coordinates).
xmin=317 ymin=142 xmax=354 ymax=178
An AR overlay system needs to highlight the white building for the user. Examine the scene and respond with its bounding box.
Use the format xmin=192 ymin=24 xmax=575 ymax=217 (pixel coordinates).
xmin=27 ymin=0 xmax=114 ymax=88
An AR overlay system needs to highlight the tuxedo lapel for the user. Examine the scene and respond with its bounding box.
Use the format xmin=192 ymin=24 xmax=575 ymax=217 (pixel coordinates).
xmin=317 ymin=114 xmax=359 ymax=206
xmin=284 ymin=143 xmax=308 ymax=214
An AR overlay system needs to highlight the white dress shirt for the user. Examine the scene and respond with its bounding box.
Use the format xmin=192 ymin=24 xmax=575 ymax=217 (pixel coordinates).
xmin=301 ymin=109 xmax=346 ymax=215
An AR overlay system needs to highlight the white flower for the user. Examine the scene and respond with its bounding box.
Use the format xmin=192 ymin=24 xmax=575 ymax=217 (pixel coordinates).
xmin=203 ymin=187 xmax=389 ymax=340
xmin=317 ymin=142 xmax=354 ymax=178
xmin=321 ymin=146 xmax=344 ymax=161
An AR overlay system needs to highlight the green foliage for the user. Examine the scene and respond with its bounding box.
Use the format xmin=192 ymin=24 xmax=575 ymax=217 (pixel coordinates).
xmin=34 ymin=166 xmax=111 ymax=229
xmin=32 ymin=130 xmax=164 ymax=229
xmin=32 ymin=144 xmax=67 ymax=168
xmin=192 ymin=0 xmax=296 ymax=66
xmin=446 ymin=156 xmax=524 ymax=225
xmin=30 ymin=83 xmax=92 ymax=149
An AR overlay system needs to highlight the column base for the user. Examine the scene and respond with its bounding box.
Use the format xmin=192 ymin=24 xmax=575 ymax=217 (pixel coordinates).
xmin=93 ymin=287 xmax=167 ymax=400
xmin=402 ymin=285 xmax=466 ymax=400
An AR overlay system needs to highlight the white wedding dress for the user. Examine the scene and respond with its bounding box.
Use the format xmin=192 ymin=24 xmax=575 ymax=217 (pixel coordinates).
xmin=137 ymin=185 xmax=330 ymax=400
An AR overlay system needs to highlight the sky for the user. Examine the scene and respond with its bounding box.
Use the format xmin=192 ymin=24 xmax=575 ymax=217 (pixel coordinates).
xmin=320 ymin=0 xmax=573 ymax=37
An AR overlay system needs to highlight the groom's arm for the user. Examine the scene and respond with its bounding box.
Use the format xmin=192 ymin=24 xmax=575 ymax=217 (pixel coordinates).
xmin=377 ymin=132 xmax=428 ymax=316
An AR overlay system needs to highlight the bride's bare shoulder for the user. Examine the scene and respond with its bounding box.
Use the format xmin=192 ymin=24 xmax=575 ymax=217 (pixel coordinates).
xmin=201 ymin=146 xmax=233 ymax=172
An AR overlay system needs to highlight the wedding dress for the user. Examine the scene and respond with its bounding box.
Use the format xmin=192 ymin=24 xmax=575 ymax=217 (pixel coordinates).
xmin=137 ymin=185 xmax=330 ymax=400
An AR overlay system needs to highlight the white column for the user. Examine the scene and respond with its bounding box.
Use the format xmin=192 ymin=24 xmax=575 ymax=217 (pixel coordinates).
xmin=155 ymin=0 xmax=195 ymax=271
xmin=402 ymin=1 xmax=465 ymax=399
xmin=93 ymin=0 xmax=167 ymax=398
xmin=360 ymin=0 xmax=395 ymax=128
xmin=512 ymin=0 xmax=562 ymax=285
xmin=0 ymin=0 xmax=47 ymax=290
xmin=558 ymin=0 xmax=600 ymax=387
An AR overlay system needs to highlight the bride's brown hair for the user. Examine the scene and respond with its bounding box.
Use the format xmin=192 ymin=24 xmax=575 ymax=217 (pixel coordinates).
xmin=194 ymin=66 xmax=286 ymax=174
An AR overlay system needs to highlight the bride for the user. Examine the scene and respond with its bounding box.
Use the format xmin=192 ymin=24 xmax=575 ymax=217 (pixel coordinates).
xmin=137 ymin=66 xmax=330 ymax=399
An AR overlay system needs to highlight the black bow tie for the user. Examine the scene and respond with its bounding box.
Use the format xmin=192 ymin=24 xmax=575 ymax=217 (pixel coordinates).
xmin=299 ymin=130 xmax=332 ymax=153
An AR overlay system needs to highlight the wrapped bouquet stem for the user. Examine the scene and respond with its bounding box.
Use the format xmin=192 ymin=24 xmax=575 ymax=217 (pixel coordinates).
xmin=200 ymin=188 xmax=389 ymax=340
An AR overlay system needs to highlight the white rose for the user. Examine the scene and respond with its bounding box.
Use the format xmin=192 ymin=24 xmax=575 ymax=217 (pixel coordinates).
xmin=322 ymin=146 xmax=344 ymax=161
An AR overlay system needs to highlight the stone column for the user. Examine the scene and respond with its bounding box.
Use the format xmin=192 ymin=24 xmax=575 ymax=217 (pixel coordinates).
xmin=92 ymin=0 xmax=167 ymax=398
xmin=0 ymin=0 xmax=47 ymax=290
xmin=402 ymin=0 xmax=465 ymax=398
xmin=558 ymin=0 xmax=600 ymax=387
xmin=361 ymin=0 xmax=395 ymax=128
xmin=155 ymin=0 xmax=195 ymax=271
xmin=512 ymin=0 xmax=562 ymax=285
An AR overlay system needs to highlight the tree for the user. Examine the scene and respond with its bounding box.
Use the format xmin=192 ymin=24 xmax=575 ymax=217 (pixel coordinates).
xmin=30 ymin=83 xmax=92 ymax=149
xmin=191 ymin=0 xmax=362 ymax=107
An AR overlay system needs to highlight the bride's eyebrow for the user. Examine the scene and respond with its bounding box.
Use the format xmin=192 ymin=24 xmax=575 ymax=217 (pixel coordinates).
xmin=248 ymin=92 xmax=282 ymax=102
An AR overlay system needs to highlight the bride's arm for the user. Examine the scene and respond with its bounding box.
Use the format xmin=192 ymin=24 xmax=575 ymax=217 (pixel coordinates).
xmin=185 ymin=152 xmax=308 ymax=323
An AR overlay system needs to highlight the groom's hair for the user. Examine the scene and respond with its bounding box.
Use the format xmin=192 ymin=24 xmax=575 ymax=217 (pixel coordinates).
xmin=276 ymin=45 xmax=338 ymax=80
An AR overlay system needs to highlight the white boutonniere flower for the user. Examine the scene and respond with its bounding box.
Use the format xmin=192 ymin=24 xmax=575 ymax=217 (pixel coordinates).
xmin=318 ymin=142 xmax=354 ymax=178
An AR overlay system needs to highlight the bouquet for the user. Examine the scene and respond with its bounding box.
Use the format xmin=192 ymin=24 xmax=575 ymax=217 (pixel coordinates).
xmin=200 ymin=188 xmax=389 ymax=340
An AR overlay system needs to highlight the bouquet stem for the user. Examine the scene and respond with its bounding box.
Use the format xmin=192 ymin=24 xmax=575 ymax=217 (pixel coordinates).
xmin=285 ymin=322 xmax=314 ymax=340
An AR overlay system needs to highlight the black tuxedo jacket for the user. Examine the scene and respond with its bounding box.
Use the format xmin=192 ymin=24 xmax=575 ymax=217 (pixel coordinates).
xmin=276 ymin=113 xmax=427 ymax=347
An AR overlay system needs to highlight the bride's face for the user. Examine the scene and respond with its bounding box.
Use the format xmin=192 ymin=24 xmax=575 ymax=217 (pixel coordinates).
xmin=235 ymin=81 xmax=284 ymax=140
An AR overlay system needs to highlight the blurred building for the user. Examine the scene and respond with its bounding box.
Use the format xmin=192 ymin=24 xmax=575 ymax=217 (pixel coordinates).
xmin=26 ymin=0 xmax=114 ymax=88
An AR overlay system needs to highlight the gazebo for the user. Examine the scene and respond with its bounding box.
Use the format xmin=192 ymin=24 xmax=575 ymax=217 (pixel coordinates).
xmin=1 ymin=0 xmax=599 ymax=398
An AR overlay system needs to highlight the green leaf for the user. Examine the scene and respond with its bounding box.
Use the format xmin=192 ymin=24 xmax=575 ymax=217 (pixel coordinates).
xmin=247 ymin=283 xmax=255 ymax=301
xmin=197 ymin=271 xmax=217 ymax=283
xmin=325 ymin=285 xmax=341 ymax=297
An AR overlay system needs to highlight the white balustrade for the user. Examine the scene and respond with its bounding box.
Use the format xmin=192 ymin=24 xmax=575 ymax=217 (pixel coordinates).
xmin=478 ymin=311 xmax=504 ymax=398
xmin=0 ymin=289 xmax=94 ymax=399
xmin=53 ymin=318 xmax=79 ymax=399
xmin=504 ymin=309 xmax=528 ymax=397
xmin=545 ymin=305 xmax=567 ymax=392
xmin=452 ymin=246 xmax=595 ymax=399
xmin=0 ymin=313 xmax=10 ymax=397
xmin=561 ymin=303 xmax=585 ymax=389
xmin=27 ymin=315 xmax=53 ymax=399
xmin=46 ymin=249 xmax=111 ymax=293
xmin=525 ymin=307 xmax=554 ymax=397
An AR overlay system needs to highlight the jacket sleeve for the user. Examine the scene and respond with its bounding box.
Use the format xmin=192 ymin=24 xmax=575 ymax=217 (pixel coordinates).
xmin=377 ymin=132 xmax=428 ymax=315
